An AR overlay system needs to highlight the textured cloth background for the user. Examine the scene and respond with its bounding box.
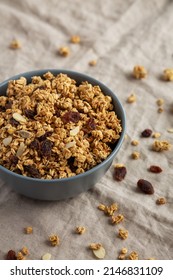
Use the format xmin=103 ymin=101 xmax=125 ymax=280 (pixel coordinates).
xmin=0 ymin=0 xmax=173 ymax=260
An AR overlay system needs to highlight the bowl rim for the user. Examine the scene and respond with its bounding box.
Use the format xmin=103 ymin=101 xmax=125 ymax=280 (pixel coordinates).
xmin=0 ymin=69 xmax=126 ymax=182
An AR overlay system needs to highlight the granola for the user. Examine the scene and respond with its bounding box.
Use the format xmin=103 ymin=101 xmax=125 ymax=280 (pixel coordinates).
xmin=133 ymin=65 xmax=147 ymax=79
xmin=0 ymin=72 xmax=122 ymax=179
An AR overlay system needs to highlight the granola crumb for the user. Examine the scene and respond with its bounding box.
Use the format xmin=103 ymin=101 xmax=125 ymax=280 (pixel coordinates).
xmin=156 ymin=98 xmax=164 ymax=106
xmin=98 ymin=204 xmax=106 ymax=211
xmin=152 ymin=140 xmax=171 ymax=152
xmin=163 ymin=68 xmax=173 ymax=81
xmin=114 ymin=163 xmax=125 ymax=168
xmin=131 ymin=140 xmax=139 ymax=146
xmin=111 ymin=214 xmax=124 ymax=224
xmin=121 ymin=247 xmax=128 ymax=254
xmin=49 ymin=234 xmax=60 ymax=246
xmin=152 ymin=132 xmax=161 ymax=138
xmin=126 ymin=93 xmax=136 ymax=103
xmin=58 ymin=46 xmax=70 ymax=57
xmin=89 ymin=243 xmax=102 ymax=250
xmin=131 ymin=151 xmax=140 ymax=159
xmin=21 ymin=247 xmax=29 ymax=256
xmin=133 ymin=65 xmax=147 ymax=79
xmin=75 ymin=226 xmax=86 ymax=234
xmin=25 ymin=226 xmax=33 ymax=234
xmin=89 ymin=60 xmax=97 ymax=66
xmin=118 ymin=228 xmax=129 ymax=240
xmin=9 ymin=39 xmax=22 ymax=49
xmin=70 ymin=35 xmax=81 ymax=44
xmin=157 ymin=107 xmax=164 ymax=113
xmin=17 ymin=251 xmax=25 ymax=260
xmin=128 ymin=251 xmax=138 ymax=260
xmin=104 ymin=203 xmax=118 ymax=216
xmin=118 ymin=253 xmax=126 ymax=260
xmin=156 ymin=197 xmax=166 ymax=205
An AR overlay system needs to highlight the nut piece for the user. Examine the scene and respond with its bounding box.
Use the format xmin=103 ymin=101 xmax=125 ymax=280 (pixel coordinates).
xmin=21 ymin=247 xmax=29 ymax=256
xmin=126 ymin=93 xmax=137 ymax=103
xmin=12 ymin=113 xmax=27 ymax=123
xmin=113 ymin=166 xmax=127 ymax=181
xmin=152 ymin=132 xmax=161 ymax=138
xmin=156 ymin=98 xmax=164 ymax=106
xmin=156 ymin=197 xmax=166 ymax=205
xmin=131 ymin=140 xmax=139 ymax=146
xmin=89 ymin=60 xmax=97 ymax=66
xmin=111 ymin=214 xmax=124 ymax=224
xmin=16 ymin=142 xmax=26 ymax=158
xmin=58 ymin=46 xmax=70 ymax=57
xmin=75 ymin=226 xmax=86 ymax=234
xmin=163 ymin=68 xmax=173 ymax=81
xmin=42 ymin=253 xmax=52 ymax=260
xmin=89 ymin=243 xmax=102 ymax=250
xmin=25 ymin=226 xmax=33 ymax=234
xmin=131 ymin=151 xmax=140 ymax=159
xmin=137 ymin=179 xmax=154 ymax=194
xmin=70 ymin=126 xmax=80 ymax=136
xmin=118 ymin=228 xmax=129 ymax=240
xmin=3 ymin=136 xmax=12 ymax=146
xmin=133 ymin=65 xmax=147 ymax=79
xmin=128 ymin=251 xmax=138 ymax=260
xmin=152 ymin=140 xmax=171 ymax=152
xmin=70 ymin=35 xmax=81 ymax=44
xmin=49 ymin=234 xmax=60 ymax=246
xmin=9 ymin=39 xmax=22 ymax=49
xmin=18 ymin=130 xmax=32 ymax=138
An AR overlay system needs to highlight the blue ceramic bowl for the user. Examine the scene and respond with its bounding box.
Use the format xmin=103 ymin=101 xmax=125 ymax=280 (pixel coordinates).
xmin=0 ymin=69 xmax=126 ymax=200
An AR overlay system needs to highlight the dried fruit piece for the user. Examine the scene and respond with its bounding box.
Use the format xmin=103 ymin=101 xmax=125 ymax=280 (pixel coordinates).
xmin=163 ymin=68 xmax=173 ymax=81
xmin=156 ymin=197 xmax=166 ymax=205
xmin=38 ymin=131 xmax=53 ymax=141
xmin=152 ymin=140 xmax=171 ymax=152
xmin=29 ymin=139 xmax=40 ymax=150
xmin=25 ymin=226 xmax=33 ymax=234
xmin=40 ymin=139 xmax=53 ymax=157
xmin=3 ymin=136 xmax=12 ymax=146
xmin=49 ymin=235 xmax=60 ymax=246
xmin=137 ymin=179 xmax=154 ymax=194
xmin=6 ymin=250 xmax=17 ymax=260
xmin=10 ymin=117 xmax=19 ymax=126
xmin=113 ymin=166 xmax=127 ymax=181
xmin=12 ymin=113 xmax=27 ymax=123
xmin=61 ymin=111 xmax=81 ymax=124
xmin=133 ymin=65 xmax=147 ymax=79
xmin=118 ymin=229 xmax=129 ymax=240
xmin=149 ymin=165 xmax=162 ymax=173
xmin=24 ymin=165 xmax=41 ymax=179
xmin=42 ymin=253 xmax=52 ymax=260
xmin=24 ymin=109 xmax=36 ymax=119
xmin=141 ymin=129 xmax=152 ymax=137
xmin=92 ymin=246 xmax=106 ymax=259
xmin=16 ymin=142 xmax=26 ymax=157
xmin=75 ymin=226 xmax=86 ymax=234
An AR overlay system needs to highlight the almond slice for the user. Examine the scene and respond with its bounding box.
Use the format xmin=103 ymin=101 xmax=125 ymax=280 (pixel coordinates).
xmin=16 ymin=142 xmax=26 ymax=157
xmin=3 ymin=136 xmax=12 ymax=146
xmin=13 ymin=113 xmax=27 ymax=123
xmin=65 ymin=141 xmax=76 ymax=148
xmin=42 ymin=253 xmax=52 ymax=260
xmin=92 ymin=246 xmax=106 ymax=259
xmin=167 ymin=128 xmax=173 ymax=133
xmin=18 ymin=130 xmax=32 ymax=138
xmin=70 ymin=126 xmax=80 ymax=136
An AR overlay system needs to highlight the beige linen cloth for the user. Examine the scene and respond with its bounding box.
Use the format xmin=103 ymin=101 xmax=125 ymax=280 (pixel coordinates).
xmin=0 ymin=0 xmax=173 ymax=260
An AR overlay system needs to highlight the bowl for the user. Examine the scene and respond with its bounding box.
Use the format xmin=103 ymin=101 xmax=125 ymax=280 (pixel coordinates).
xmin=0 ymin=69 xmax=126 ymax=200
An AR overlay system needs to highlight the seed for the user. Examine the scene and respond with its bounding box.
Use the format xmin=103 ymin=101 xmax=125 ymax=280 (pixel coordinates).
xmin=137 ymin=179 xmax=154 ymax=194
xmin=141 ymin=129 xmax=152 ymax=137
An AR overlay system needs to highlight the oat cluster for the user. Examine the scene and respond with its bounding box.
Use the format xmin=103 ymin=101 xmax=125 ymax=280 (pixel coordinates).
xmin=0 ymin=72 xmax=122 ymax=179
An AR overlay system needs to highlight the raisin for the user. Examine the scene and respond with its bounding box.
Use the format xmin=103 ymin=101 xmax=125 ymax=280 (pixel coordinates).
xmin=9 ymin=117 xmax=19 ymax=126
xmin=149 ymin=165 xmax=162 ymax=173
xmin=61 ymin=111 xmax=81 ymax=124
xmin=24 ymin=108 xmax=36 ymax=119
xmin=38 ymin=131 xmax=53 ymax=141
xmin=0 ymin=106 xmax=6 ymax=112
xmin=5 ymin=100 xmax=13 ymax=109
xmin=40 ymin=139 xmax=53 ymax=157
xmin=6 ymin=250 xmax=17 ymax=260
xmin=29 ymin=139 xmax=40 ymax=150
xmin=67 ymin=156 xmax=77 ymax=172
xmin=86 ymin=118 xmax=96 ymax=130
xmin=141 ymin=129 xmax=152 ymax=137
xmin=24 ymin=165 xmax=41 ymax=178
xmin=54 ymin=104 xmax=61 ymax=117
xmin=113 ymin=166 xmax=127 ymax=181
xmin=13 ymin=168 xmax=22 ymax=175
xmin=137 ymin=179 xmax=154 ymax=194
xmin=9 ymin=155 xmax=19 ymax=165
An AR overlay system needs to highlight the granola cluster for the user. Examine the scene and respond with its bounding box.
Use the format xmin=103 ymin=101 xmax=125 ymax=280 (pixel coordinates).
xmin=0 ymin=72 xmax=122 ymax=179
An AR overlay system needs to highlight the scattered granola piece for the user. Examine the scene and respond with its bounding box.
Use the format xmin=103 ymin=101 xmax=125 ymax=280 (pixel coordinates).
xmin=163 ymin=68 xmax=173 ymax=81
xmin=158 ymin=107 xmax=164 ymax=113
xmin=25 ymin=226 xmax=33 ymax=234
xmin=156 ymin=98 xmax=164 ymax=106
xmin=128 ymin=251 xmax=138 ymax=260
xmin=152 ymin=132 xmax=161 ymax=138
xmin=152 ymin=140 xmax=171 ymax=152
xmin=49 ymin=235 xmax=60 ymax=246
xmin=147 ymin=258 xmax=156 ymax=260
xmin=133 ymin=65 xmax=147 ymax=79
xmin=92 ymin=246 xmax=106 ymax=259
xmin=118 ymin=254 xmax=126 ymax=260
xmin=58 ymin=46 xmax=70 ymax=57
xmin=137 ymin=179 xmax=154 ymax=194
xmin=98 ymin=204 xmax=106 ymax=211
xmin=89 ymin=243 xmax=102 ymax=250
xmin=115 ymin=163 xmax=125 ymax=168
xmin=42 ymin=253 xmax=52 ymax=260
xmin=9 ymin=39 xmax=22 ymax=49
xmin=167 ymin=128 xmax=173 ymax=133
xmin=6 ymin=250 xmax=17 ymax=260
xmin=21 ymin=247 xmax=29 ymax=256
xmin=17 ymin=252 xmax=25 ymax=260
xmin=70 ymin=35 xmax=81 ymax=44
xmin=131 ymin=151 xmax=140 ymax=159
xmin=149 ymin=165 xmax=162 ymax=173
xmin=104 ymin=203 xmax=118 ymax=216
xmin=156 ymin=197 xmax=166 ymax=205
xmin=89 ymin=60 xmax=97 ymax=66
xmin=75 ymin=226 xmax=86 ymax=234
xmin=121 ymin=247 xmax=128 ymax=254
xmin=141 ymin=129 xmax=152 ymax=137
xmin=131 ymin=140 xmax=139 ymax=146
xmin=111 ymin=214 xmax=124 ymax=224
xmin=118 ymin=229 xmax=129 ymax=240
xmin=126 ymin=93 xmax=136 ymax=103
xmin=113 ymin=166 xmax=127 ymax=181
